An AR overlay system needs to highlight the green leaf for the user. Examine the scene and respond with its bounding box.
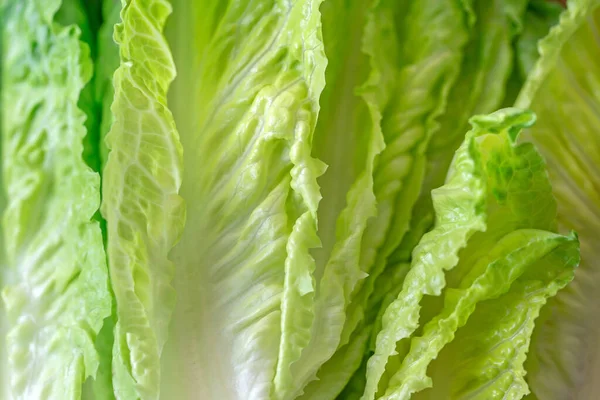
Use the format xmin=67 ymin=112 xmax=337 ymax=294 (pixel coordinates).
xmin=370 ymin=7 xmax=535 ymax=385
xmin=515 ymin=1 xmax=600 ymax=398
xmin=283 ymin=0 xmax=386 ymax=394
xmin=298 ymin=326 xmax=371 ymax=400
xmin=1 ymin=0 xmax=111 ymax=398
xmin=419 ymin=236 xmax=578 ymax=400
xmin=100 ymin=0 xmax=185 ymax=398
xmin=161 ymin=1 xmax=327 ymax=399
xmin=364 ymin=109 xmax=578 ymax=399
xmin=292 ymin=1 xmax=478 ymax=397
xmin=339 ymin=0 xmax=472 ymax=369
xmin=55 ymin=0 xmax=103 ymax=174
xmin=388 ymin=0 xmax=531 ymax=269
xmin=383 ymin=230 xmax=578 ymax=400
xmin=514 ymin=0 xmax=563 ymax=79
xmin=425 ymin=0 xmax=529 ymax=186
xmin=95 ymin=0 xmax=121 ymax=168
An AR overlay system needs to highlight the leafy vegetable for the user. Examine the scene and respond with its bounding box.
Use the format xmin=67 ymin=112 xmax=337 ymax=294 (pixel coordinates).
xmin=101 ymin=1 xmax=185 ymax=398
xmin=367 ymin=109 xmax=578 ymax=400
xmin=1 ymin=0 xmax=111 ymax=398
xmin=515 ymin=0 xmax=600 ymax=398
xmin=2 ymin=0 xmax=599 ymax=399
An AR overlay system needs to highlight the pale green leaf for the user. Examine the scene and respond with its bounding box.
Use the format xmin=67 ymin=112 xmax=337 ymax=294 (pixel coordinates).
xmin=101 ymin=1 xmax=185 ymax=398
xmin=1 ymin=0 xmax=111 ymax=398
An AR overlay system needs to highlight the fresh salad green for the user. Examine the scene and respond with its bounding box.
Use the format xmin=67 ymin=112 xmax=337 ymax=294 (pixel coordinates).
xmin=1 ymin=0 xmax=598 ymax=399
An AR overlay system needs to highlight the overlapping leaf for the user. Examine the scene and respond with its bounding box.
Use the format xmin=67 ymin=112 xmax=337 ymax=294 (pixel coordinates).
xmin=1 ymin=0 xmax=111 ymax=398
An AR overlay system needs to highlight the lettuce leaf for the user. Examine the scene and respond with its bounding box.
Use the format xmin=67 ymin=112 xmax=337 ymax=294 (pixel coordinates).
xmin=55 ymin=0 xmax=103 ymax=173
xmin=1 ymin=1 xmax=594 ymax=399
xmin=341 ymin=0 xmax=472 ymax=349
xmin=1 ymin=0 xmax=111 ymax=398
xmin=162 ymin=1 xmax=327 ymax=399
xmin=305 ymin=7 xmax=475 ymax=396
xmin=515 ymin=0 xmax=600 ymax=398
xmin=100 ymin=0 xmax=186 ymax=398
xmin=366 ymin=0 xmax=533 ymax=370
xmin=364 ymin=109 xmax=578 ymax=399
xmin=420 ymin=239 xmax=578 ymax=399
xmin=280 ymin=0 xmax=380 ymax=395
xmin=95 ymin=0 xmax=121 ymax=167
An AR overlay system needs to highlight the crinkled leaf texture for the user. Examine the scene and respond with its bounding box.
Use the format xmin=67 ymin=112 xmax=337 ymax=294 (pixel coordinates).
xmin=160 ymin=0 xmax=479 ymax=399
xmin=516 ymin=0 xmax=600 ymax=398
xmin=101 ymin=0 xmax=186 ymax=399
xmin=0 ymin=1 xmax=589 ymax=399
xmin=363 ymin=109 xmax=579 ymax=400
xmin=1 ymin=0 xmax=111 ymax=398
xmin=296 ymin=0 xmax=472 ymax=397
xmin=162 ymin=1 xmax=327 ymax=399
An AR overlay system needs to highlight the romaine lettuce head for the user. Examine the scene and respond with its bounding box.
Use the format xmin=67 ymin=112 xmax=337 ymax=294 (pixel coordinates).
xmin=0 ymin=0 xmax=595 ymax=399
